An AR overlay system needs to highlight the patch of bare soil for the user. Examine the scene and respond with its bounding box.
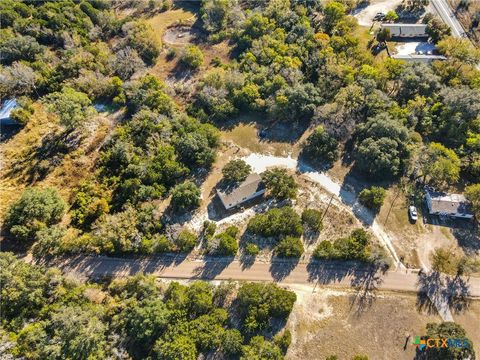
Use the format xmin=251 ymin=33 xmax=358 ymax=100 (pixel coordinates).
xmin=286 ymin=287 xmax=448 ymax=360
xmin=163 ymin=26 xmax=204 ymax=45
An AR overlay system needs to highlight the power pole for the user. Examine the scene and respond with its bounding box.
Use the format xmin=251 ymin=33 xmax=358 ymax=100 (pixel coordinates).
xmin=322 ymin=194 xmax=335 ymax=221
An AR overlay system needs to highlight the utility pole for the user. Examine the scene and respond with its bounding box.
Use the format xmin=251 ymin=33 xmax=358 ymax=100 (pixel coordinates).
xmin=322 ymin=194 xmax=335 ymax=221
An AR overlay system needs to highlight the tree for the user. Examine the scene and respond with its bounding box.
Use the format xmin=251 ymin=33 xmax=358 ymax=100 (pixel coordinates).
xmin=221 ymin=329 xmax=243 ymax=356
xmin=376 ymin=28 xmax=391 ymax=43
xmin=45 ymin=87 xmax=96 ymax=130
xmin=302 ymin=126 xmax=338 ymax=163
xmin=247 ymin=207 xmax=303 ymax=238
xmin=222 ymin=159 xmax=252 ymax=183
xmin=420 ymin=142 xmax=460 ymax=188
xmin=181 ymin=45 xmax=204 ymax=69
xmin=4 ymin=187 xmax=65 ymax=242
xmin=437 ymin=37 xmax=480 ymax=67
xmin=0 ymin=35 xmax=43 ymax=64
xmin=241 ymin=336 xmax=283 ymax=360
xmin=313 ymin=228 xmax=371 ymax=261
xmin=154 ymin=336 xmax=197 ymax=360
xmin=355 ymin=114 xmax=411 ymax=179
xmin=0 ymin=62 xmax=37 ymax=97
xmin=323 ymin=1 xmax=346 ymax=34
xmin=424 ymin=322 xmax=475 ymax=360
xmin=261 ymin=168 xmax=298 ymax=200
xmin=114 ymin=47 xmax=144 ymax=80
xmin=358 ymin=186 xmax=386 ymax=211
xmin=424 ymin=15 xmax=451 ymax=43
xmin=171 ymin=181 xmax=201 ymax=212
xmin=121 ymin=20 xmax=160 ymax=65
xmin=301 ymin=209 xmax=323 ymax=232
xmin=465 ymin=183 xmax=480 ymax=219
xmin=385 ymin=10 xmax=399 ymax=22
xmin=175 ymin=229 xmax=198 ymax=252
xmin=245 ymin=243 xmax=260 ymax=256
xmin=275 ymin=236 xmax=304 ymax=257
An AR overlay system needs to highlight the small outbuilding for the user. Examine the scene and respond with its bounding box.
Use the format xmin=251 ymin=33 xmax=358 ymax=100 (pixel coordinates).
xmin=381 ymin=23 xmax=428 ymax=38
xmin=392 ymin=54 xmax=447 ymax=63
xmin=217 ymin=173 xmax=266 ymax=210
xmin=425 ymin=190 xmax=474 ymax=220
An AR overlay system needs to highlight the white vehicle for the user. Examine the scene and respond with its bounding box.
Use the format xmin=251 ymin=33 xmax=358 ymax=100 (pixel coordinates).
xmin=409 ymin=205 xmax=418 ymax=222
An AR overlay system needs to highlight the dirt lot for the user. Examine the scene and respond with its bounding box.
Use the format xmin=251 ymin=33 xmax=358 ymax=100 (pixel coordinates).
xmin=448 ymin=0 xmax=480 ymax=46
xmin=285 ymin=285 xmax=480 ymax=360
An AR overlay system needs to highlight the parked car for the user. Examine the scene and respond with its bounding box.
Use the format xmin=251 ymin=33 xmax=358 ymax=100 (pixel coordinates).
xmin=409 ymin=205 xmax=418 ymax=222
xmin=373 ymin=12 xmax=386 ymax=21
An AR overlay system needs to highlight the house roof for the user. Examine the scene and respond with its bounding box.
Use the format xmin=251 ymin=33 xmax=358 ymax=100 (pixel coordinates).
xmin=217 ymin=173 xmax=265 ymax=207
xmin=426 ymin=190 xmax=473 ymax=216
xmin=392 ymin=54 xmax=447 ymax=63
xmin=381 ymin=23 xmax=428 ymax=37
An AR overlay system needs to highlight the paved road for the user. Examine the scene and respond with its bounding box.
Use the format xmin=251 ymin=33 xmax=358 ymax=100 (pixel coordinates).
xmin=431 ymin=0 xmax=466 ymax=38
xmin=53 ymin=255 xmax=480 ymax=297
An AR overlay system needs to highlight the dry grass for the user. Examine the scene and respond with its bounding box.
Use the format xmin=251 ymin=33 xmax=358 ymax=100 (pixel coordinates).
xmin=447 ymin=0 xmax=480 ymax=46
xmin=285 ymin=287 xmax=480 ymax=360
xmin=147 ymin=8 xmax=196 ymax=46
xmin=0 ymin=104 xmax=119 ymax=221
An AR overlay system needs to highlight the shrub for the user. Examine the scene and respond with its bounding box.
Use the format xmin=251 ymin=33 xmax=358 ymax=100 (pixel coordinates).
xmin=221 ymin=329 xmax=243 ymax=356
xmin=180 ymin=45 xmax=204 ymax=69
xmin=313 ymin=228 xmax=371 ymax=261
xmin=301 ymin=208 xmax=323 ymax=232
xmin=203 ymin=220 xmax=217 ymax=239
xmin=274 ymin=330 xmax=292 ymax=354
xmin=358 ymin=186 xmax=386 ymax=211
xmin=216 ymin=233 xmax=238 ymax=256
xmin=261 ymin=168 xmax=298 ymax=200
xmin=302 ymin=125 xmax=338 ymax=163
xmin=4 ymin=187 xmax=65 ymax=242
xmin=175 ymin=230 xmax=197 ymax=252
xmin=170 ymin=181 xmax=201 ymax=212
xmin=247 ymin=207 xmax=302 ymax=238
xmin=275 ymin=236 xmax=304 ymax=258
xmin=245 ymin=243 xmax=259 ymax=256
xmin=222 ymin=159 xmax=251 ymax=183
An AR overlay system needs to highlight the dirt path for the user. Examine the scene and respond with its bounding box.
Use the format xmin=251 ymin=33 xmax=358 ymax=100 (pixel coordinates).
xmin=353 ymin=0 xmax=403 ymax=26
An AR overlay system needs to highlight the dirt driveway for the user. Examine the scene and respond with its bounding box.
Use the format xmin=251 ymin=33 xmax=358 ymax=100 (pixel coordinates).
xmin=353 ymin=0 xmax=403 ymax=26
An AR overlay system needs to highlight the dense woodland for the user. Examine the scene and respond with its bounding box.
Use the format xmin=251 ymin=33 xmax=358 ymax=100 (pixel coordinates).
xmin=0 ymin=253 xmax=295 ymax=359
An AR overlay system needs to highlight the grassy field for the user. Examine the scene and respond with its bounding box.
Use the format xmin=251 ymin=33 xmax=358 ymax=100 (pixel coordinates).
xmin=286 ymin=286 xmax=480 ymax=359
xmin=147 ymin=7 xmax=196 ymax=45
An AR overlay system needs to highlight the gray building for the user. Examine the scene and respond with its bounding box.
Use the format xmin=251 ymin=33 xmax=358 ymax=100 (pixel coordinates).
xmin=425 ymin=190 xmax=474 ymax=219
xmin=217 ymin=173 xmax=265 ymax=210
xmin=392 ymin=54 xmax=447 ymax=63
xmin=381 ymin=23 xmax=428 ymax=38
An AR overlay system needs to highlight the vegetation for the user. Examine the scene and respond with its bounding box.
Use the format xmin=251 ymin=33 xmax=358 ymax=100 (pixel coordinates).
xmin=431 ymin=247 xmax=480 ymax=276
xmin=465 ymin=183 xmax=480 ymax=219
xmin=261 ymin=168 xmax=298 ymax=200
xmin=313 ymin=229 xmax=371 ymax=262
xmin=170 ymin=181 xmax=202 ymax=212
xmin=358 ymin=186 xmax=386 ymax=212
xmin=222 ymin=159 xmax=252 ymax=183
xmin=181 ymin=45 xmax=204 ymax=70
xmin=247 ymin=207 xmax=303 ymax=239
xmin=301 ymin=208 xmax=323 ymax=233
xmin=423 ymin=322 xmax=475 ymax=360
xmin=4 ymin=188 xmax=65 ymax=242
xmin=210 ymin=226 xmax=240 ymax=256
xmin=302 ymin=125 xmax=339 ymax=164
xmin=275 ymin=236 xmax=304 ymax=258
xmin=0 ymin=253 xmax=294 ymax=359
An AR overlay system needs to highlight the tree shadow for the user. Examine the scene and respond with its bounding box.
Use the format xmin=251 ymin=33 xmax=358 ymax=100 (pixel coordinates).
xmin=446 ymin=275 xmax=471 ymax=314
xmin=269 ymin=257 xmax=299 ymax=282
xmin=451 ymin=225 xmax=480 ymax=256
xmin=349 ymin=264 xmax=386 ymax=316
xmin=0 ymin=123 xmax=22 ymax=142
xmin=416 ymin=271 xmax=445 ymax=315
xmin=192 ymin=256 xmax=234 ymax=280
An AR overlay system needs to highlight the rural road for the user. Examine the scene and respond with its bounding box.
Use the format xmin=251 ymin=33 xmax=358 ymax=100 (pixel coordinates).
xmin=431 ymin=0 xmax=466 ymax=38
xmin=53 ymin=255 xmax=480 ymax=298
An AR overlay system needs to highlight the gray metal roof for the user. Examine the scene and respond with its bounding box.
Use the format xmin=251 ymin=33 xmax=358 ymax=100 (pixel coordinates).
xmin=381 ymin=23 xmax=428 ymax=37
xmin=392 ymin=54 xmax=447 ymax=63
xmin=217 ymin=173 xmax=265 ymax=208
xmin=426 ymin=190 xmax=473 ymax=216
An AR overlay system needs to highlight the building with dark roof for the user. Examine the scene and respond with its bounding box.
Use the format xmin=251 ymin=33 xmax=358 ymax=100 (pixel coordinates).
xmin=381 ymin=23 xmax=428 ymax=38
xmin=217 ymin=173 xmax=265 ymax=210
xmin=425 ymin=189 xmax=474 ymax=219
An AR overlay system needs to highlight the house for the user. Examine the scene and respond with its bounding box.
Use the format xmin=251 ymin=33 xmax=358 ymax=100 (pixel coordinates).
xmin=217 ymin=173 xmax=266 ymax=210
xmin=425 ymin=189 xmax=474 ymax=220
xmin=381 ymin=23 xmax=428 ymax=38
xmin=392 ymin=54 xmax=447 ymax=63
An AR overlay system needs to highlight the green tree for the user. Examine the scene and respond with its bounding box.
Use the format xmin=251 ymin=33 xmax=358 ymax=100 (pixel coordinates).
xmin=171 ymin=181 xmax=201 ymax=212
xmin=181 ymin=45 xmax=204 ymax=69
xmin=4 ymin=187 xmax=65 ymax=242
xmin=121 ymin=20 xmax=160 ymax=65
xmin=221 ymin=329 xmax=244 ymax=356
xmin=420 ymin=142 xmax=460 ymax=188
xmin=154 ymin=336 xmax=197 ymax=360
xmin=465 ymin=183 xmax=480 ymax=219
xmin=215 ymin=231 xmax=239 ymax=256
xmin=175 ymin=230 xmax=198 ymax=252
xmin=261 ymin=168 xmax=298 ymax=200
xmin=358 ymin=186 xmax=386 ymax=211
xmin=245 ymin=243 xmax=260 ymax=256
xmin=385 ymin=10 xmax=399 ymax=22
xmin=45 ymin=87 xmax=96 ymax=130
xmin=425 ymin=322 xmax=475 ymax=360
xmin=303 ymin=125 xmax=338 ymax=163
xmin=247 ymin=207 xmax=303 ymax=238
xmin=301 ymin=208 xmax=323 ymax=232
xmin=323 ymin=1 xmax=346 ymax=34
xmin=241 ymin=336 xmax=283 ymax=360
xmin=222 ymin=159 xmax=252 ymax=183
xmin=275 ymin=236 xmax=304 ymax=257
